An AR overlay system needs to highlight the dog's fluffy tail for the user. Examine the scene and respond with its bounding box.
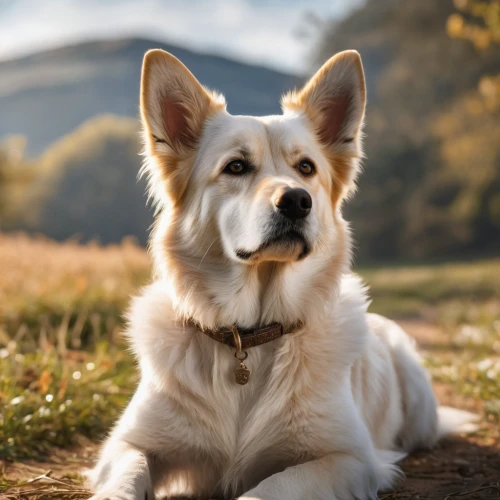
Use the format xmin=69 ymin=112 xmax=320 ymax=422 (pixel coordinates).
xmin=437 ymin=406 xmax=480 ymax=439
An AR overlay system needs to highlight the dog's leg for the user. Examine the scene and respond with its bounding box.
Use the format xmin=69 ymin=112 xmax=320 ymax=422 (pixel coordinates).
xmin=87 ymin=386 xmax=160 ymax=500
xmin=88 ymin=438 xmax=154 ymax=500
xmin=238 ymin=449 xmax=403 ymax=500
xmin=366 ymin=313 xmax=439 ymax=450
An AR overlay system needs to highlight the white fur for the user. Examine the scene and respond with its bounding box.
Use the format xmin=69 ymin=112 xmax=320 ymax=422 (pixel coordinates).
xmin=88 ymin=50 xmax=474 ymax=500
xmin=88 ymin=275 xmax=450 ymax=500
xmin=89 ymin=277 xmax=415 ymax=500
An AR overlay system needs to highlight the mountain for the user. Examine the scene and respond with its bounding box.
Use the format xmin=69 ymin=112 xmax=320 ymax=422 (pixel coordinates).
xmin=0 ymin=37 xmax=299 ymax=156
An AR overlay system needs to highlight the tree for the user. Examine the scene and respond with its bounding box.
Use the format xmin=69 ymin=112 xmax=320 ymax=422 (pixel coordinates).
xmin=0 ymin=137 xmax=37 ymax=228
xmin=447 ymin=0 xmax=500 ymax=50
xmin=20 ymin=115 xmax=154 ymax=244
xmin=312 ymin=0 xmax=500 ymax=260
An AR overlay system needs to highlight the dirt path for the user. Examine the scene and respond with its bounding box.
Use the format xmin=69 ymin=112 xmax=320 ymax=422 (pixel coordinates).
xmin=2 ymin=320 xmax=499 ymax=499
xmin=391 ymin=320 xmax=500 ymax=499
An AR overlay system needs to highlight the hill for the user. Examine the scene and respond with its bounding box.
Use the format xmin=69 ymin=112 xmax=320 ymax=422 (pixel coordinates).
xmin=9 ymin=115 xmax=152 ymax=244
xmin=0 ymin=37 xmax=299 ymax=155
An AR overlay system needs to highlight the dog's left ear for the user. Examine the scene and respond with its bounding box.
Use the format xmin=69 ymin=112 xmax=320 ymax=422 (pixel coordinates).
xmin=282 ymin=50 xmax=366 ymax=150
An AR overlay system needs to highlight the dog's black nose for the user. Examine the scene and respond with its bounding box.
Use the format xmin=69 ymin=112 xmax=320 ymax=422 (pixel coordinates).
xmin=275 ymin=188 xmax=312 ymax=220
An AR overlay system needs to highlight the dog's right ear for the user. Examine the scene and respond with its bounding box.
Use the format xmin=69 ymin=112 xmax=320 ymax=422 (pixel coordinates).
xmin=141 ymin=49 xmax=225 ymax=155
xmin=140 ymin=50 xmax=225 ymax=201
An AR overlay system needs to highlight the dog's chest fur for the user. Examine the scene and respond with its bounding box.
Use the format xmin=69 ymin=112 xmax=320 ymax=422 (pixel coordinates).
xmin=124 ymin=276 xmax=369 ymax=496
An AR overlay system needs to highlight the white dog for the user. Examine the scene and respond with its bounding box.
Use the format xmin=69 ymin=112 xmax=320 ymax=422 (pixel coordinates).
xmin=89 ymin=49 xmax=474 ymax=500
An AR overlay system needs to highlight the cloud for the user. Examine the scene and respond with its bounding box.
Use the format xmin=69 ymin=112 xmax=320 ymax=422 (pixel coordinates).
xmin=0 ymin=0 xmax=362 ymax=73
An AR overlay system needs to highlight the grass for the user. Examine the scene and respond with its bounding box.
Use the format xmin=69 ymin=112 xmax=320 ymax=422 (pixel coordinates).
xmin=0 ymin=233 xmax=147 ymax=460
xmin=1 ymin=471 xmax=90 ymax=499
xmin=0 ymin=232 xmax=499 ymax=498
xmin=361 ymin=258 xmax=500 ymax=427
xmin=1 ymin=232 xmax=150 ymax=341
xmin=360 ymin=258 xmax=500 ymax=318
xmin=426 ymin=315 xmax=500 ymax=425
xmin=0 ymin=344 xmax=136 ymax=459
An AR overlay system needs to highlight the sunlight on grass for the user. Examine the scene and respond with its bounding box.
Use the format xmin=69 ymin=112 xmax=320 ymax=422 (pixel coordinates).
xmin=0 ymin=233 xmax=499 ymax=465
xmin=0 ymin=234 xmax=147 ymax=460
xmin=0 ymin=233 xmax=151 ymax=341
xmin=360 ymin=258 xmax=500 ymax=318
xmin=426 ymin=315 xmax=500 ymax=426
xmin=0 ymin=470 xmax=90 ymax=499
xmin=0 ymin=337 xmax=137 ymax=460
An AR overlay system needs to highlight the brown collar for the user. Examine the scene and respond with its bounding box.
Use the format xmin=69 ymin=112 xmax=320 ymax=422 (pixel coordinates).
xmin=189 ymin=320 xmax=301 ymax=385
xmin=190 ymin=321 xmax=298 ymax=350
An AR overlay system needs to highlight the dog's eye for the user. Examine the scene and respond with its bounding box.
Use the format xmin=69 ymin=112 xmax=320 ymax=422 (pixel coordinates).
xmin=223 ymin=160 xmax=250 ymax=175
xmin=297 ymin=159 xmax=316 ymax=177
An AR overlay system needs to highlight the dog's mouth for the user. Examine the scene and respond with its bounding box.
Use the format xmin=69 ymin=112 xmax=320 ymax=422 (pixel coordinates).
xmin=236 ymin=230 xmax=310 ymax=262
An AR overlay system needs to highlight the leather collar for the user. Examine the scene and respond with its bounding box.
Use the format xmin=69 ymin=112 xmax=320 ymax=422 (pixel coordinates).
xmin=190 ymin=321 xmax=299 ymax=350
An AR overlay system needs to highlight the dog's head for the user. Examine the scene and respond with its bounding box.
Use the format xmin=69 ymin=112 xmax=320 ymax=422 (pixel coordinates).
xmin=140 ymin=49 xmax=366 ymax=325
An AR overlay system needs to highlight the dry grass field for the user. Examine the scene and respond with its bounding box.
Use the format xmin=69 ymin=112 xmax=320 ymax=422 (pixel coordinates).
xmin=0 ymin=233 xmax=499 ymax=499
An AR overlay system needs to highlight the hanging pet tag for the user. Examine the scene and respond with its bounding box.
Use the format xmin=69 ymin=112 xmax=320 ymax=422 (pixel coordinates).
xmin=231 ymin=326 xmax=250 ymax=385
xmin=235 ymin=359 xmax=250 ymax=385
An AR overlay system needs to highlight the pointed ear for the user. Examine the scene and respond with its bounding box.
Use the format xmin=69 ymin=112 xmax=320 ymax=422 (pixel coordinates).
xmin=140 ymin=49 xmax=225 ymax=157
xmin=282 ymin=50 xmax=366 ymax=149
xmin=140 ymin=50 xmax=225 ymax=204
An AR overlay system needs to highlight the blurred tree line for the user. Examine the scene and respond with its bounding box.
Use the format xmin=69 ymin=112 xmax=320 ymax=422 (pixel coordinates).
xmin=314 ymin=0 xmax=499 ymax=260
xmin=0 ymin=137 xmax=37 ymax=227
xmin=1 ymin=0 xmax=499 ymax=261
xmin=0 ymin=116 xmax=153 ymax=243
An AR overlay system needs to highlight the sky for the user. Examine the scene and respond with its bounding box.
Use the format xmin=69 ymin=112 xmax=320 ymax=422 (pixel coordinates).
xmin=0 ymin=0 xmax=364 ymax=74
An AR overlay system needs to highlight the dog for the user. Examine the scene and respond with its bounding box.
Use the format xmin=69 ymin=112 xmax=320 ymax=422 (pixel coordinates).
xmin=88 ymin=49 xmax=475 ymax=500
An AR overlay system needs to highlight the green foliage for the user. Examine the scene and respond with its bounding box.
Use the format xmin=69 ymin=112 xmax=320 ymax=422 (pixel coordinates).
xmin=314 ymin=0 xmax=500 ymax=260
xmin=447 ymin=0 xmax=500 ymax=49
xmin=0 ymin=137 xmax=37 ymax=227
xmin=15 ymin=115 xmax=154 ymax=245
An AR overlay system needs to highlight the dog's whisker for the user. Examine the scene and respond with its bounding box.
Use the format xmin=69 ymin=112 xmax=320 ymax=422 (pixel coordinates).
xmin=197 ymin=239 xmax=217 ymax=269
